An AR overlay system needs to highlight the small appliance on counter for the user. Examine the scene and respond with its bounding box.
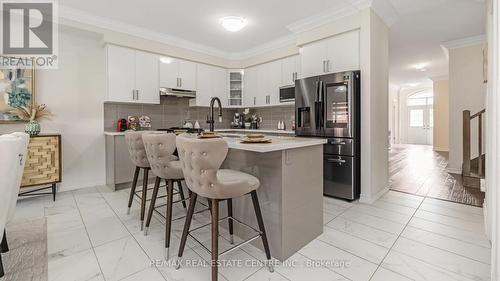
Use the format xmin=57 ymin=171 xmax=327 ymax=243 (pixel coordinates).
xmin=231 ymin=112 xmax=245 ymax=128
xmin=116 ymin=118 xmax=128 ymax=132
xmin=139 ymin=115 xmax=151 ymax=129
xmin=127 ymin=116 xmax=139 ymax=131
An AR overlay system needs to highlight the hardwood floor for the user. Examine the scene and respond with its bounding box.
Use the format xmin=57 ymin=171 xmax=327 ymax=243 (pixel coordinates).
xmin=389 ymin=144 xmax=485 ymax=207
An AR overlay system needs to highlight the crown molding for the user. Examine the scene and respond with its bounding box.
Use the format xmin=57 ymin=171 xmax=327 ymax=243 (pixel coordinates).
xmin=227 ymin=35 xmax=297 ymax=60
xmin=441 ymin=34 xmax=487 ymax=50
xmin=286 ymin=4 xmax=360 ymax=34
xmin=59 ymin=6 xmax=231 ymax=59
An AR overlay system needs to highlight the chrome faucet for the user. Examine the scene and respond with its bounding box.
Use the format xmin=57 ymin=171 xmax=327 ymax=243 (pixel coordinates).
xmin=207 ymin=97 xmax=223 ymax=132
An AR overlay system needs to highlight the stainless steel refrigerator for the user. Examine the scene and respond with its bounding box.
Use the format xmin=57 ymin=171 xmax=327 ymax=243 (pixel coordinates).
xmin=295 ymin=71 xmax=361 ymax=200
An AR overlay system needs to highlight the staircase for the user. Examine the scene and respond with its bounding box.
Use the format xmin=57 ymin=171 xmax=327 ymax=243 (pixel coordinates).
xmin=462 ymin=109 xmax=486 ymax=188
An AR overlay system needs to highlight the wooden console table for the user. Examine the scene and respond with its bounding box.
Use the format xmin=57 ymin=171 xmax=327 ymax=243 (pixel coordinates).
xmin=20 ymin=134 xmax=62 ymax=201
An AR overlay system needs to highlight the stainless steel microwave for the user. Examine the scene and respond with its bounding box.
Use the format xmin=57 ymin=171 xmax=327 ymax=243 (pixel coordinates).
xmin=279 ymin=85 xmax=295 ymax=102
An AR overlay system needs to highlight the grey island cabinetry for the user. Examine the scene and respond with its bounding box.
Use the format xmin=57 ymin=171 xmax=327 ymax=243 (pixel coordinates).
xmin=104 ymin=132 xmax=326 ymax=260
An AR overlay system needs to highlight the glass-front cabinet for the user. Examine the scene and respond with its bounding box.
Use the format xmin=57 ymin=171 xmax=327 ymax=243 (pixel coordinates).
xmin=228 ymin=70 xmax=243 ymax=106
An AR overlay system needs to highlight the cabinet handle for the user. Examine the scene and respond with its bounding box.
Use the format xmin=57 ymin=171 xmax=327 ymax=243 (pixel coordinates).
xmin=132 ymin=90 xmax=135 ymax=100
xmin=327 ymin=158 xmax=346 ymax=164
xmin=322 ymin=61 xmax=326 ymax=73
xmin=136 ymin=90 xmax=139 ymax=101
xmin=326 ymin=60 xmax=330 ymax=72
xmin=254 ymin=97 xmax=256 ymax=105
xmin=180 ymin=78 xmax=182 ymax=88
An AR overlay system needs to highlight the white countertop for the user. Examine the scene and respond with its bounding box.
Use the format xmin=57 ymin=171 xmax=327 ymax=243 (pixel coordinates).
xmin=104 ymin=129 xmax=295 ymax=136
xmin=215 ymin=129 xmax=295 ymax=135
xmin=223 ymin=135 xmax=326 ymax=153
xmin=104 ymin=131 xmax=325 ymax=153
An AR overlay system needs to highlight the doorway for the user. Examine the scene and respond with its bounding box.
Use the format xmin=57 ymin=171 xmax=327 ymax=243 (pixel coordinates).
xmin=407 ymin=91 xmax=433 ymax=145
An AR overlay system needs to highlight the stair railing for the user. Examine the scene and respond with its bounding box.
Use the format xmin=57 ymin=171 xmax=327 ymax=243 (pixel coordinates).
xmin=463 ymin=109 xmax=486 ymax=177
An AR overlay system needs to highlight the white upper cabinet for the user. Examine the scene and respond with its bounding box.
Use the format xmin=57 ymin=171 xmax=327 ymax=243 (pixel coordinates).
xmin=264 ymin=60 xmax=282 ymax=105
xmin=107 ymin=45 xmax=136 ymax=103
xmin=300 ymin=29 xmax=360 ymax=78
xmin=192 ymin=63 xmax=227 ymax=107
xmin=212 ymin=67 xmax=228 ymax=106
xmin=244 ymin=66 xmax=258 ymax=106
xmin=178 ymin=60 xmax=197 ymax=91
xmin=135 ymin=51 xmax=160 ymax=104
xmin=300 ymin=39 xmax=328 ymax=78
xmin=159 ymin=57 xmax=197 ymax=91
xmin=281 ymin=55 xmax=301 ymax=87
xmin=106 ymin=45 xmax=160 ymax=104
xmin=326 ymin=30 xmax=360 ymax=73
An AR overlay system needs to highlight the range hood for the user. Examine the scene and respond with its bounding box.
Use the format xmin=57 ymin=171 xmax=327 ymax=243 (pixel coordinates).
xmin=159 ymin=87 xmax=196 ymax=98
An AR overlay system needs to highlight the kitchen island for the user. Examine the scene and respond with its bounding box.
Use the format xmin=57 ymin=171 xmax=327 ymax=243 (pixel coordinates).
xmin=218 ymin=134 xmax=326 ymax=261
xmin=104 ymin=131 xmax=326 ymax=261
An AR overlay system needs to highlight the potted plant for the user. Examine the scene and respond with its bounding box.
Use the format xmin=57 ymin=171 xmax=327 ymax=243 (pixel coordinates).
xmin=14 ymin=104 xmax=52 ymax=136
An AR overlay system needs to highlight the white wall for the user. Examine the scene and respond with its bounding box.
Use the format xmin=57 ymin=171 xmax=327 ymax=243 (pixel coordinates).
xmin=448 ymin=44 xmax=487 ymax=173
xmin=433 ymin=79 xmax=450 ymax=152
xmin=0 ymin=26 xmax=106 ymax=192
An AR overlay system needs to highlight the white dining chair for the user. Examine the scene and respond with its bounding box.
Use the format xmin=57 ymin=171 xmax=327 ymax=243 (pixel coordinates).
xmin=0 ymin=133 xmax=27 ymax=278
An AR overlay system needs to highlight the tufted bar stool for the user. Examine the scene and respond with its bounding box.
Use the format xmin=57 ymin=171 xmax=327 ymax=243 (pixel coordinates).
xmin=124 ymin=130 xmax=154 ymax=230
xmin=142 ymin=133 xmax=187 ymax=258
xmin=175 ymin=136 xmax=273 ymax=281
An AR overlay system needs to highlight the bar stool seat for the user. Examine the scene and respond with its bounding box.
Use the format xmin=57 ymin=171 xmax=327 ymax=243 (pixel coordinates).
xmin=142 ymin=133 xmax=188 ymax=258
xmin=175 ymin=136 xmax=273 ymax=281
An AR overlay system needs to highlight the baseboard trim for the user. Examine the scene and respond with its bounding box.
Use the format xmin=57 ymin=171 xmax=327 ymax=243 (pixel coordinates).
xmin=446 ymin=167 xmax=462 ymax=174
xmin=433 ymin=146 xmax=449 ymax=152
xmin=359 ymin=186 xmax=390 ymax=204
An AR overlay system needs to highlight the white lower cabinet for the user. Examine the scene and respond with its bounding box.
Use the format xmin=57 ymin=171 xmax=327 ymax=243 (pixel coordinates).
xmin=106 ymin=45 xmax=160 ymax=104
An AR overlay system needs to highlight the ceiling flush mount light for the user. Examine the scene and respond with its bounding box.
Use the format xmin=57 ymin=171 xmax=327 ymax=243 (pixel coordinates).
xmin=414 ymin=63 xmax=428 ymax=72
xmin=220 ymin=16 xmax=248 ymax=32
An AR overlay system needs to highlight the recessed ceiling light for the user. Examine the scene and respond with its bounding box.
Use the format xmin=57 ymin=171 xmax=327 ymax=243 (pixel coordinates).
xmin=220 ymin=16 xmax=248 ymax=32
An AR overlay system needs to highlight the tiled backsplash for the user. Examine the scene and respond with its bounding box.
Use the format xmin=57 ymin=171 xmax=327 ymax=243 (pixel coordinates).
xmin=104 ymin=96 xmax=296 ymax=131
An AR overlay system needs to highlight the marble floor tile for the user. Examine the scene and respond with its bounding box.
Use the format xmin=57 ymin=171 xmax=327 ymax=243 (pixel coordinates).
xmin=370 ymin=267 xmax=414 ymax=281
xmin=408 ymin=217 xmax=491 ymax=248
xmin=327 ymin=217 xmax=398 ymax=248
xmin=299 ymin=239 xmax=378 ymax=281
xmin=349 ymin=204 xmax=413 ymax=224
xmin=275 ymin=253 xmax=349 ymax=281
xmin=380 ymin=191 xmax=424 ymax=208
xmin=119 ymin=267 xmax=166 ymax=281
xmin=317 ymin=226 xmax=389 ymax=264
xmin=323 ymin=211 xmax=337 ymax=225
xmin=392 ymin=237 xmax=490 ymax=281
xmin=419 ymin=201 xmax=484 ymax=222
xmin=382 ymin=250 xmax=477 ymax=281
xmin=48 ymin=248 xmax=104 ymax=281
xmin=47 ymin=224 xmax=92 ymax=260
xmin=423 ymin=197 xmax=484 ymax=215
xmin=340 ymin=208 xmax=406 ymax=235
xmin=413 ymin=209 xmax=485 ymax=233
xmin=158 ymin=248 xmax=228 ymax=281
xmin=94 ymin=236 xmax=151 ymax=281
xmin=244 ymin=267 xmax=290 ymax=281
xmin=371 ymin=200 xmax=417 ymax=216
xmin=83 ymin=214 xmax=130 ymax=247
xmin=401 ymin=226 xmax=491 ymax=264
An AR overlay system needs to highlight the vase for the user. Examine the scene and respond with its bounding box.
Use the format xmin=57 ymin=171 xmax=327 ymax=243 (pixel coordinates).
xmin=25 ymin=120 xmax=41 ymax=136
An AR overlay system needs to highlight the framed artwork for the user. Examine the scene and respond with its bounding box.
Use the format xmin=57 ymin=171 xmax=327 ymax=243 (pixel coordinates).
xmin=0 ymin=58 xmax=36 ymax=123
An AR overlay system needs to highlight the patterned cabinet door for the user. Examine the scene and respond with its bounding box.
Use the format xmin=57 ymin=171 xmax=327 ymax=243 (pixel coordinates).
xmin=21 ymin=135 xmax=62 ymax=187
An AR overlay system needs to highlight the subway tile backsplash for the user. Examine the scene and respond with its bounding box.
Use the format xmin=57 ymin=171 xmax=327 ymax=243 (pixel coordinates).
xmin=104 ymin=96 xmax=295 ymax=132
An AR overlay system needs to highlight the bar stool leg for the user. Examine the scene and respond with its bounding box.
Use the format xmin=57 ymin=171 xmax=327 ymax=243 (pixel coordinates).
xmin=127 ymin=167 xmax=140 ymax=215
xmin=0 ymin=252 xmax=4 ymax=278
xmin=165 ymin=179 xmax=174 ymax=260
xmin=250 ymin=191 xmax=274 ymax=273
xmin=177 ymin=180 xmax=187 ymax=209
xmin=1 ymin=231 xmax=8 ymax=253
xmin=140 ymin=168 xmax=149 ymax=231
xmin=144 ymin=177 xmax=161 ymax=235
xmin=210 ymin=199 xmax=219 ymax=281
xmin=176 ymin=193 xmax=198 ymax=269
xmin=227 ymin=199 xmax=234 ymax=244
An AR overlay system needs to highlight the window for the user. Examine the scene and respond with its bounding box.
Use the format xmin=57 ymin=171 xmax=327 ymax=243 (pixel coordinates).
xmin=429 ymin=109 xmax=434 ymax=127
xmin=410 ymin=109 xmax=424 ymax=127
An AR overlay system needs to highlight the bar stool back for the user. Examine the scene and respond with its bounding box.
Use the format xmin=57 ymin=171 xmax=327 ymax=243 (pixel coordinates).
xmin=0 ymin=134 xmax=25 ymax=278
xmin=124 ymin=130 xmax=153 ymax=230
xmin=142 ymin=133 xmax=186 ymax=258
xmin=175 ymin=136 xmax=273 ymax=281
